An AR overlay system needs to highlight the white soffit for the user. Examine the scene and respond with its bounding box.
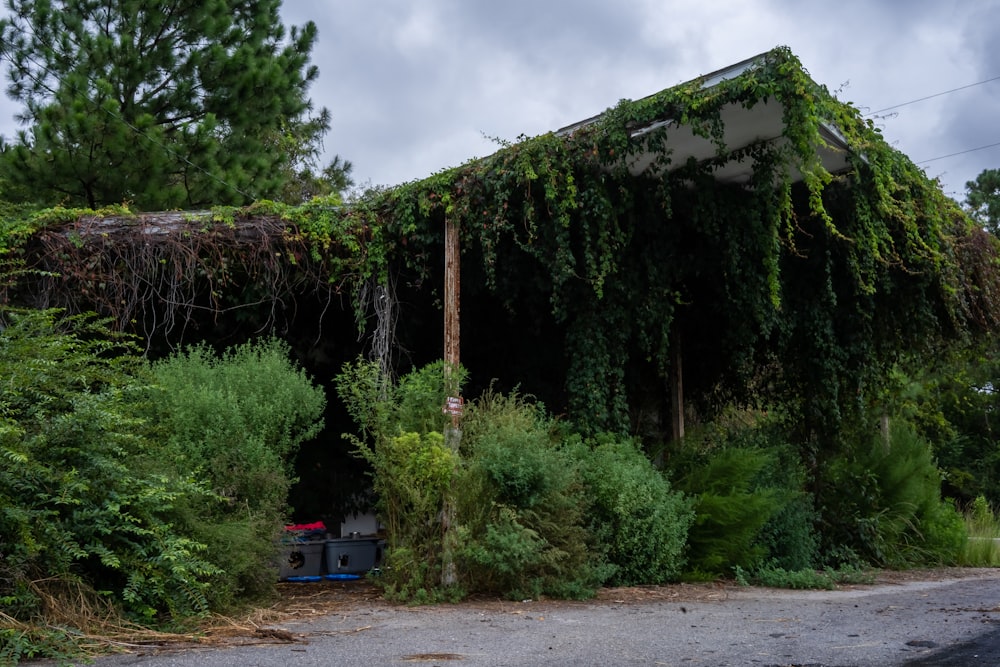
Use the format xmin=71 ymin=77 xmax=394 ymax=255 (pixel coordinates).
xmin=556 ymin=54 xmax=852 ymax=184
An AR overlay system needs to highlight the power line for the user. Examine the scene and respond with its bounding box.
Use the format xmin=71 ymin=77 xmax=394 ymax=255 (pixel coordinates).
xmin=859 ymin=74 xmax=1000 ymax=171
xmin=916 ymin=140 xmax=1000 ymax=165
xmin=865 ymin=74 xmax=1000 ymax=116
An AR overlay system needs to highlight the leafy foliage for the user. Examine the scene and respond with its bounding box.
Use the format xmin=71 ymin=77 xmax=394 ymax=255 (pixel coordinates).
xmin=0 ymin=308 xmax=219 ymax=633
xmin=578 ymin=433 xmax=693 ymax=585
xmin=336 ymin=359 xmax=460 ymax=601
xmin=337 ymin=358 xmax=460 ymax=444
xmin=739 ymin=426 xmax=820 ymax=572
xmin=0 ymin=622 xmax=84 ymax=666
xmin=143 ymin=338 xmax=326 ymax=606
xmin=668 ymin=417 xmax=822 ymax=577
xmin=965 ymin=168 xmax=1000 ymax=235
xmin=818 ymin=422 xmax=965 ymax=568
xmin=456 ymin=391 xmax=609 ymax=600
xmin=0 ymin=0 xmax=333 ymax=209
xmin=674 ymin=445 xmax=783 ymax=576
xmin=893 ymin=337 xmax=1000 ymax=507
xmin=337 ymin=363 xmax=611 ymax=601
xmin=734 ymin=564 xmax=874 ymax=590
xmin=0 ymin=313 xmax=327 ymax=663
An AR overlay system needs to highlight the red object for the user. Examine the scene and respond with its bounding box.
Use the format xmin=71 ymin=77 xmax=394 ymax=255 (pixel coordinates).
xmin=285 ymin=521 xmax=326 ymax=532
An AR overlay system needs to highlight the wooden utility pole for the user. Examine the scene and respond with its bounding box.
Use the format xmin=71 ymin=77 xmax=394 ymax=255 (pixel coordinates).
xmin=444 ymin=216 xmax=461 ymax=394
xmin=441 ymin=214 xmax=462 ymax=586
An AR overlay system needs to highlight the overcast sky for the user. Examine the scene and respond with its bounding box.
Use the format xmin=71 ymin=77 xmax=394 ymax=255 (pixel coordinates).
xmin=2 ymin=0 xmax=999 ymax=202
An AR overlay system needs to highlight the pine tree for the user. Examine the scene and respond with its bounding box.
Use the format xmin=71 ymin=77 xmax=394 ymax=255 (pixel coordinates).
xmin=966 ymin=168 xmax=1000 ymax=236
xmin=0 ymin=0 xmax=331 ymax=209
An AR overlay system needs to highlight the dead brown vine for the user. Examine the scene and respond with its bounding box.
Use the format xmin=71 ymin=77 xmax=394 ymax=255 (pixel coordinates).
xmin=15 ymin=211 xmax=343 ymax=347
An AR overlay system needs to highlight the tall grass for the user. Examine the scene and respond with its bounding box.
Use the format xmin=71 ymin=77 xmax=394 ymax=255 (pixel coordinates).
xmin=960 ymin=496 xmax=1000 ymax=566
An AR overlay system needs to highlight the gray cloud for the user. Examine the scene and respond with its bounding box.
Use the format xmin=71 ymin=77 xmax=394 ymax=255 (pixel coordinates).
xmin=2 ymin=0 xmax=999 ymax=198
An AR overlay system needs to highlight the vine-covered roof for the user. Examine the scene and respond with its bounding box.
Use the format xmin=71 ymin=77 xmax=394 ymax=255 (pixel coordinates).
xmin=2 ymin=45 xmax=998 ymax=435
xmin=554 ymin=50 xmax=853 ymax=183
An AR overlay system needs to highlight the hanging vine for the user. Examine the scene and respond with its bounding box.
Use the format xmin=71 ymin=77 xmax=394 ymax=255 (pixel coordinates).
xmin=2 ymin=46 xmax=999 ymax=437
xmin=357 ymin=272 xmax=400 ymax=396
xmin=362 ymin=46 xmax=1000 ymax=435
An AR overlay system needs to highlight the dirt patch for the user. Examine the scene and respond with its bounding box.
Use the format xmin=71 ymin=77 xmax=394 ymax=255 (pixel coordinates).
xmin=866 ymin=566 xmax=1000 ymax=584
xmin=261 ymin=578 xmax=737 ymax=617
xmin=258 ymin=566 xmax=1000 ymax=617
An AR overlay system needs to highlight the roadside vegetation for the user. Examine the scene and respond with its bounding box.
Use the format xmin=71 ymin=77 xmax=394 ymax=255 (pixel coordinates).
xmin=334 ymin=359 xmax=997 ymax=606
xmin=3 ymin=306 xmax=1000 ymax=664
xmin=0 ymin=308 xmax=325 ymax=664
xmin=960 ymin=496 xmax=1000 ymax=566
xmin=2 ymin=1 xmax=1000 ymax=660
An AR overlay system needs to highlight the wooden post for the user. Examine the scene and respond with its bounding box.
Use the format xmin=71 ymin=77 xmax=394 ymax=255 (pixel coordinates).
xmin=441 ymin=214 xmax=461 ymax=586
xmin=443 ymin=213 xmax=462 ymax=438
xmin=880 ymin=411 xmax=891 ymax=452
xmin=670 ymin=332 xmax=684 ymax=443
xmin=444 ymin=214 xmax=461 ymax=399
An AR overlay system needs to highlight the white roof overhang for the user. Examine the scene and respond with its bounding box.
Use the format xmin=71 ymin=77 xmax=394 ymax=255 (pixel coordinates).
xmin=555 ymin=54 xmax=854 ymax=184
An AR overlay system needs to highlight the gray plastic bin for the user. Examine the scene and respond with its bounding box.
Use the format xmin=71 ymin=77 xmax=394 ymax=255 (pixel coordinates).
xmin=325 ymin=537 xmax=381 ymax=574
xmin=277 ymin=540 xmax=325 ymax=579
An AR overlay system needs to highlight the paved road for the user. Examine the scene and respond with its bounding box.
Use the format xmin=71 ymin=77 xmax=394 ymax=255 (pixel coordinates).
xmin=43 ymin=572 xmax=1000 ymax=666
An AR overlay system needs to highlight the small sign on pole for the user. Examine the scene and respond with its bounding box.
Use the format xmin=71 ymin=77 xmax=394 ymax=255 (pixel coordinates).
xmin=443 ymin=396 xmax=464 ymax=417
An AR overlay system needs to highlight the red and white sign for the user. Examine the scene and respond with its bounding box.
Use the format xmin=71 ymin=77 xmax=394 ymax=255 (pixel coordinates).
xmin=442 ymin=396 xmax=464 ymax=417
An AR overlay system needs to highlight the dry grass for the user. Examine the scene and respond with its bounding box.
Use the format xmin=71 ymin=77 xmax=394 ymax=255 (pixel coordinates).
xmin=1 ymin=578 xmax=211 ymax=659
xmin=0 ymin=577 xmax=381 ymax=660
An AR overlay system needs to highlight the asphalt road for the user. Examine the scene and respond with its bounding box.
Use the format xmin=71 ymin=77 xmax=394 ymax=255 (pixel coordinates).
xmin=39 ymin=570 xmax=1000 ymax=667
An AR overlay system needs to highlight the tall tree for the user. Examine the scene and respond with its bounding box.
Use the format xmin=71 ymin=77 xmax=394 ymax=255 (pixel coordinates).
xmin=0 ymin=0 xmax=332 ymax=209
xmin=269 ymin=109 xmax=355 ymax=204
xmin=965 ymin=168 xmax=1000 ymax=236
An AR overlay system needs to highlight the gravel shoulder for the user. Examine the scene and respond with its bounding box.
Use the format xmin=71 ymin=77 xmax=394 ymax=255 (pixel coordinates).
xmin=45 ymin=567 xmax=1000 ymax=667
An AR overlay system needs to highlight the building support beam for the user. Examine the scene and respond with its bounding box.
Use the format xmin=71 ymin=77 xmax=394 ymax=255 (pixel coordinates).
xmin=670 ymin=332 xmax=684 ymax=443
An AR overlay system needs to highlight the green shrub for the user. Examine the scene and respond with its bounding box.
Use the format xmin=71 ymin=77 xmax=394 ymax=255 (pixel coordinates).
xmin=0 ymin=308 xmax=220 ymax=663
xmin=376 ymin=430 xmax=457 ymax=578
xmin=336 ymin=359 xmax=461 ymax=600
xmin=456 ymin=391 xmax=608 ymax=600
xmin=456 ymin=505 xmax=552 ymax=597
xmin=745 ymin=432 xmax=820 ymax=572
xmin=145 ymin=337 xmax=326 ymax=606
xmin=148 ymin=339 xmax=325 ymax=502
xmin=338 ymin=362 xmax=607 ymax=602
xmin=668 ymin=418 xmax=825 ymax=577
xmin=337 ymin=358 xmax=464 ymax=441
xmin=818 ymin=422 xmax=965 ymax=568
xmin=755 ymin=494 xmax=820 ymax=572
xmin=0 ymin=625 xmax=83 ymax=666
xmin=579 ymin=433 xmax=693 ymax=585
xmin=472 ymin=416 xmax=560 ymax=510
xmin=674 ymin=445 xmax=783 ymax=575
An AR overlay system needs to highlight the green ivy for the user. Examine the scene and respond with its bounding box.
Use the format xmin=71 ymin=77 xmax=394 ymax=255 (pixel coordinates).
xmin=3 ymin=46 xmax=998 ymax=439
